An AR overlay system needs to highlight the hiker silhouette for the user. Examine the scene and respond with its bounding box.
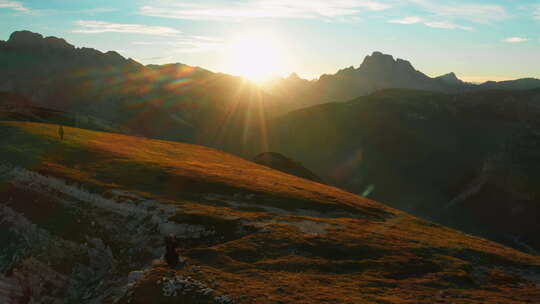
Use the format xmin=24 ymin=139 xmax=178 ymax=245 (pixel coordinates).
xmin=58 ymin=125 xmax=64 ymax=141
xmin=165 ymin=234 xmax=180 ymax=267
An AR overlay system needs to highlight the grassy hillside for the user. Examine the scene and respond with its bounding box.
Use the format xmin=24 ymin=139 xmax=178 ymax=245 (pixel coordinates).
xmin=1 ymin=121 xmax=540 ymax=303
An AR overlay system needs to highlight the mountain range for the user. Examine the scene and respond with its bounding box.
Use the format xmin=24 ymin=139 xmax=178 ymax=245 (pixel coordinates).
xmin=0 ymin=30 xmax=284 ymax=154
xmin=263 ymin=51 xmax=540 ymax=109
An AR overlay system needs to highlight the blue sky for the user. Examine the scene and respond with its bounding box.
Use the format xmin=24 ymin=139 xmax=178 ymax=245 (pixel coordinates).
xmin=1 ymin=0 xmax=539 ymax=82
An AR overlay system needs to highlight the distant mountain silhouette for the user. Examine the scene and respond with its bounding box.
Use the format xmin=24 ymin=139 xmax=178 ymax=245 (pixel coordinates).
xmin=3 ymin=31 xmax=539 ymax=130
xmin=264 ymin=51 xmax=540 ymax=107
xmin=479 ymin=78 xmax=540 ymax=90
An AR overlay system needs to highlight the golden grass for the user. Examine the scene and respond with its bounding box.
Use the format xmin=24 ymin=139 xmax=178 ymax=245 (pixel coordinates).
xmin=2 ymin=121 xmax=540 ymax=304
xmin=1 ymin=121 xmax=391 ymax=217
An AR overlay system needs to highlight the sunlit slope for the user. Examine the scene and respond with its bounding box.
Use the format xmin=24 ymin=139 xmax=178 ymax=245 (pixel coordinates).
xmin=1 ymin=121 xmax=540 ymax=304
xmin=0 ymin=121 xmax=387 ymax=217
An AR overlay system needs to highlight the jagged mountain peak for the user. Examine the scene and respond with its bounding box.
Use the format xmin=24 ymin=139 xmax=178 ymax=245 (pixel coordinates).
xmin=1 ymin=30 xmax=141 ymax=78
xmin=358 ymin=51 xmax=417 ymax=75
xmin=369 ymin=50 xmax=393 ymax=59
xmin=8 ymin=30 xmax=43 ymax=43
xmin=361 ymin=51 xmax=396 ymax=66
xmin=436 ymin=72 xmax=465 ymax=85
xmin=438 ymin=72 xmax=458 ymax=79
xmin=7 ymin=30 xmax=74 ymax=49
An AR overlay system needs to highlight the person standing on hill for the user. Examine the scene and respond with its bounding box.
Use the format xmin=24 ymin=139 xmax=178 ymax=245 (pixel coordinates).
xmin=165 ymin=234 xmax=180 ymax=268
xmin=58 ymin=125 xmax=64 ymax=141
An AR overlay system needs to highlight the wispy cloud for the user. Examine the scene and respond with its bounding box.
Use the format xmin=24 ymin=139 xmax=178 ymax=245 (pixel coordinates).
xmin=390 ymin=16 xmax=472 ymax=30
xmin=424 ymin=21 xmax=472 ymax=30
xmin=50 ymin=8 xmax=118 ymax=16
xmin=133 ymin=37 xmax=223 ymax=53
xmin=503 ymin=37 xmax=528 ymax=43
xmin=139 ymin=0 xmax=391 ymax=21
xmin=535 ymin=6 xmax=540 ymax=20
xmin=0 ymin=2 xmax=116 ymax=16
xmin=0 ymin=0 xmax=29 ymax=13
xmin=403 ymin=0 xmax=509 ymax=23
xmin=428 ymin=4 xmax=509 ymax=24
xmin=389 ymin=1 xmax=508 ymax=31
xmin=389 ymin=16 xmax=421 ymax=24
xmin=73 ymin=19 xmax=222 ymax=53
xmin=73 ymin=20 xmax=181 ymax=36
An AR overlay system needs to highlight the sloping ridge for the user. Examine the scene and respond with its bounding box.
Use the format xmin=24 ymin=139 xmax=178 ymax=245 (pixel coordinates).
xmin=253 ymin=152 xmax=323 ymax=183
xmin=1 ymin=121 xmax=540 ymax=304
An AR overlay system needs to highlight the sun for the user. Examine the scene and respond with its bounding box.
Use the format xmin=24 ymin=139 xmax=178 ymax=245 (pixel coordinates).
xmin=224 ymin=32 xmax=287 ymax=83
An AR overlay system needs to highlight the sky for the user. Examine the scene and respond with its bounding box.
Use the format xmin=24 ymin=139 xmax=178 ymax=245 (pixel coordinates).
xmin=1 ymin=0 xmax=539 ymax=82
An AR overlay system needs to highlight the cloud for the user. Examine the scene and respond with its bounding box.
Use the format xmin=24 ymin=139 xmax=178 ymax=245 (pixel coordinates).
xmin=503 ymin=37 xmax=528 ymax=43
xmin=388 ymin=1 xmax=511 ymax=31
xmin=134 ymin=37 xmax=223 ymax=53
xmin=73 ymin=20 xmax=181 ymax=36
xmin=0 ymin=0 xmax=29 ymax=12
xmin=389 ymin=0 xmax=509 ymax=31
xmin=430 ymin=4 xmax=509 ymax=24
xmin=535 ymin=6 xmax=540 ymax=20
xmin=389 ymin=16 xmax=421 ymax=24
xmin=424 ymin=21 xmax=472 ymax=30
xmin=50 ymin=8 xmax=118 ymax=15
xmin=139 ymin=0 xmax=391 ymax=21
xmin=73 ymin=19 xmax=222 ymax=53
xmin=389 ymin=16 xmax=472 ymax=30
xmin=404 ymin=0 xmax=509 ymax=24
xmin=0 ymin=3 xmax=116 ymax=16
